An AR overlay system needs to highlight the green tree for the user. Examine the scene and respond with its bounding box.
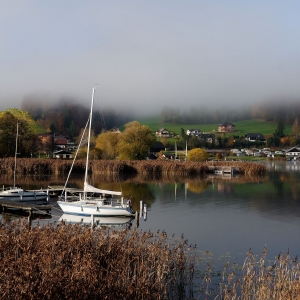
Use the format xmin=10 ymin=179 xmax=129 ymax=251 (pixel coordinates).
xmin=187 ymin=148 xmax=209 ymax=161
xmin=0 ymin=108 xmax=37 ymax=134
xmin=118 ymin=121 xmax=156 ymax=160
xmin=0 ymin=112 xmax=18 ymax=157
xmin=187 ymin=136 xmax=201 ymax=149
xmin=0 ymin=109 xmax=38 ymax=157
xmin=274 ymin=119 xmax=285 ymax=138
xmin=292 ymin=118 xmax=300 ymax=138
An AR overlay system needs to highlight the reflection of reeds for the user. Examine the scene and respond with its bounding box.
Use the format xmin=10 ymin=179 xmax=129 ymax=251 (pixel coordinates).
xmin=0 ymin=172 xmax=268 ymax=188
xmin=0 ymin=158 xmax=267 ymax=176
xmin=0 ymin=221 xmax=197 ymax=299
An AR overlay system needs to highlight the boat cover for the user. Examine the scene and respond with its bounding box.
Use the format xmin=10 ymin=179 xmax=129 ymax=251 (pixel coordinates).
xmin=84 ymin=181 xmax=122 ymax=196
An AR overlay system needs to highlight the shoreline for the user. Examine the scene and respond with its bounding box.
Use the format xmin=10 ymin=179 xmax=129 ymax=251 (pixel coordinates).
xmin=0 ymin=158 xmax=267 ymax=176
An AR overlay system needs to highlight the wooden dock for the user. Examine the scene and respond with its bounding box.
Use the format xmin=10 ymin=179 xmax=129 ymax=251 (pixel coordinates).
xmin=0 ymin=200 xmax=52 ymax=217
xmin=208 ymin=166 xmax=239 ymax=176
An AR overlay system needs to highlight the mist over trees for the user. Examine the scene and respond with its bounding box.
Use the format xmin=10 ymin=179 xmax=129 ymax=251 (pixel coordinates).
xmin=161 ymin=100 xmax=300 ymax=125
xmin=21 ymin=99 xmax=133 ymax=138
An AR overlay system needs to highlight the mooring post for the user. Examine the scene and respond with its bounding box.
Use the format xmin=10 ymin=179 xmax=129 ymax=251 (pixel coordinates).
xmin=91 ymin=214 xmax=94 ymax=229
xmin=143 ymin=204 xmax=147 ymax=221
xmin=28 ymin=210 xmax=32 ymax=228
xmin=140 ymin=200 xmax=143 ymax=217
xmin=135 ymin=211 xmax=139 ymax=227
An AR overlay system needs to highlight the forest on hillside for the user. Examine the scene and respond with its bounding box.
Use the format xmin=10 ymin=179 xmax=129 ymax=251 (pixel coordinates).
xmin=21 ymin=99 xmax=134 ymax=138
xmin=20 ymin=97 xmax=300 ymax=139
xmin=160 ymin=100 xmax=300 ymax=125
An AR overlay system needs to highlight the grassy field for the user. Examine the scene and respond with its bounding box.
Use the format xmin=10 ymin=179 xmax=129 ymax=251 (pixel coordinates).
xmin=136 ymin=116 xmax=292 ymax=136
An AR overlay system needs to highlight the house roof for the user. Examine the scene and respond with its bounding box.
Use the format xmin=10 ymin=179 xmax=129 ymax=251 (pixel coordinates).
xmin=147 ymin=153 xmax=157 ymax=159
xmin=53 ymin=150 xmax=72 ymax=155
xmin=219 ymin=122 xmax=235 ymax=126
xmin=245 ymin=133 xmax=265 ymax=138
xmin=198 ymin=133 xmax=214 ymax=138
xmin=150 ymin=141 xmax=165 ymax=152
xmin=286 ymin=147 xmax=300 ymax=153
xmin=156 ymin=128 xmax=169 ymax=132
xmin=55 ymin=138 xmax=68 ymax=145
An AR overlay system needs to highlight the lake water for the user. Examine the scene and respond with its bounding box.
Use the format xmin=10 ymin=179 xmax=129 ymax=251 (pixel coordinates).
xmin=1 ymin=160 xmax=300 ymax=270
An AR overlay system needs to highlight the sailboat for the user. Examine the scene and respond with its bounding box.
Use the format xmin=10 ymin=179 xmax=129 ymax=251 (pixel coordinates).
xmin=0 ymin=122 xmax=48 ymax=202
xmin=57 ymin=87 xmax=135 ymax=217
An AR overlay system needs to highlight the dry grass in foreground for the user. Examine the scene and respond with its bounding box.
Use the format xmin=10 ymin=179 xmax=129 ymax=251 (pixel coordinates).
xmin=0 ymin=221 xmax=196 ymax=300
xmin=1 ymin=221 xmax=299 ymax=300
xmin=215 ymin=248 xmax=300 ymax=300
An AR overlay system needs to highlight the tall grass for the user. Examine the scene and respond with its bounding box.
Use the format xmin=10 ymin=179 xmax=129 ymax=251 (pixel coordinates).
xmin=0 ymin=221 xmax=196 ymax=299
xmin=0 ymin=158 xmax=267 ymax=176
xmin=0 ymin=221 xmax=299 ymax=299
xmin=218 ymin=248 xmax=300 ymax=300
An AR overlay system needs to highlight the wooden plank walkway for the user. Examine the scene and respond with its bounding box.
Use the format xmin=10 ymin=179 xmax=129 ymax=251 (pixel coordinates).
xmin=0 ymin=200 xmax=52 ymax=216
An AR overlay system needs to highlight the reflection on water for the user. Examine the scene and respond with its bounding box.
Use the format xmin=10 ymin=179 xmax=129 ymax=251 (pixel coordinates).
xmin=1 ymin=162 xmax=300 ymax=261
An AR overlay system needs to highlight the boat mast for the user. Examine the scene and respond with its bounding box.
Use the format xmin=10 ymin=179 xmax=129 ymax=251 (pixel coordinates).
xmin=84 ymin=87 xmax=96 ymax=198
xmin=13 ymin=122 xmax=19 ymax=188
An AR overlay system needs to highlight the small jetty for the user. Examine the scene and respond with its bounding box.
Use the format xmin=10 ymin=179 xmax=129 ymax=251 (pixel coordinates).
xmin=0 ymin=200 xmax=52 ymax=217
xmin=208 ymin=166 xmax=239 ymax=176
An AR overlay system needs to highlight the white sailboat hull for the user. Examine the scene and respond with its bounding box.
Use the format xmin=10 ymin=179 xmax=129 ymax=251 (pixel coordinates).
xmin=59 ymin=214 xmax=134 ymax=226
xmin=0 ymin=189 xmax=48 ymax=201
xmin=57 ymin=200 xmax=135 ymax=217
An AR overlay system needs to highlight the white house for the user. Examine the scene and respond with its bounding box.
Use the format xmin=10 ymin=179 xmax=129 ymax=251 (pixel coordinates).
xmin=245 ymin=133 xmax=265 ymax=142
xmin=285 ymin=147 xmax=300 ymax=159
xmin=53 ymin=150 xmax=73 ymax=159
xmin=186 ymin=129 xmax=201 ymax=136
xmin=155 ymin=128 xmax=171 ymax=138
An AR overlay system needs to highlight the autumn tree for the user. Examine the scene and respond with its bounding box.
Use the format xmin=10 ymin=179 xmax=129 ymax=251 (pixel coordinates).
xmin=0 ymin=109 xmax=38 ymax=157
xmin=216 ymin=152 xmax=223 ymax=160
xmin=95 ymin=131 xmax=120 ymax=159
xmin=187 ymin=148 xmax=209 ymax=161
xmin=75 ymin=127 xmax=98 ymax=159
xmin=118 ymin=121 xmax=156 ymax=160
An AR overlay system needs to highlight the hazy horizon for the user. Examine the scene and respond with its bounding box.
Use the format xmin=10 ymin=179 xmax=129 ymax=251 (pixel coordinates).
xmin=1 ymin=1 xmax=300 ymax=116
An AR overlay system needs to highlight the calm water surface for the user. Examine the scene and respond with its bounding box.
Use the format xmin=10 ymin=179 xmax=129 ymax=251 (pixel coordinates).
xmin=1 ymin=161 xmax=300 ymax=263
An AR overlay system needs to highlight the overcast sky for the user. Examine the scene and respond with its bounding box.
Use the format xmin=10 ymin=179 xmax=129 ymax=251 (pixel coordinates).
xmin=1 ymin=1 xmax=300 ymax=115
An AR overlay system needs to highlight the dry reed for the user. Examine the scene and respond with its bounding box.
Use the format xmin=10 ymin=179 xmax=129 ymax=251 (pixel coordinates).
xmin=0 ymin=158 xmax=267 ymax=177
xmin=217 ymin=248 xmax=300 ymax=300
xmin=0 ymin=220 xmax=197 ymax=300
xmin=0 ymin=220 xmax=299 ymax=299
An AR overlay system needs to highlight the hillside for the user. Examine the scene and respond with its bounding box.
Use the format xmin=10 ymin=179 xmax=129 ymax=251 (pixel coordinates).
xmin=136 ymin=116 xmax=292 ymax=137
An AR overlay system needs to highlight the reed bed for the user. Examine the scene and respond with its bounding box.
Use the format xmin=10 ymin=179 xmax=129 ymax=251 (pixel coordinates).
xmin=0 ymin=221 xmax=197 ymax=300
xmin=0 ymin=158 xmax=267 ymax=176
xmin=217 ymin=248 xmax=300 ymax=300
xmin=0 ymin=221 xmax=299 ymax=299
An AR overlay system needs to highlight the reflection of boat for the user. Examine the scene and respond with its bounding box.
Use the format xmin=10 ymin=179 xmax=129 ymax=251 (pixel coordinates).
xmin=57 ymin=88 xmax=135 ymax=217
xmin=0 ymin=122 xmax=48 ymax=201
xmin=59 ymin=214 xmax=134 ymax=227
xmin=1 ymin=211 xmax=52 ymax=221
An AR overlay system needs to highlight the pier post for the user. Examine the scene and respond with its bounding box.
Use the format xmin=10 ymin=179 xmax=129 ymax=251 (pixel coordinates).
xmin=91 ymin=214 xmax=94 ymax=229
xmin=135 ymin=211 xmax=139 ymax=227
xmin=140 ymin=200 xmax=143 ymax=218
